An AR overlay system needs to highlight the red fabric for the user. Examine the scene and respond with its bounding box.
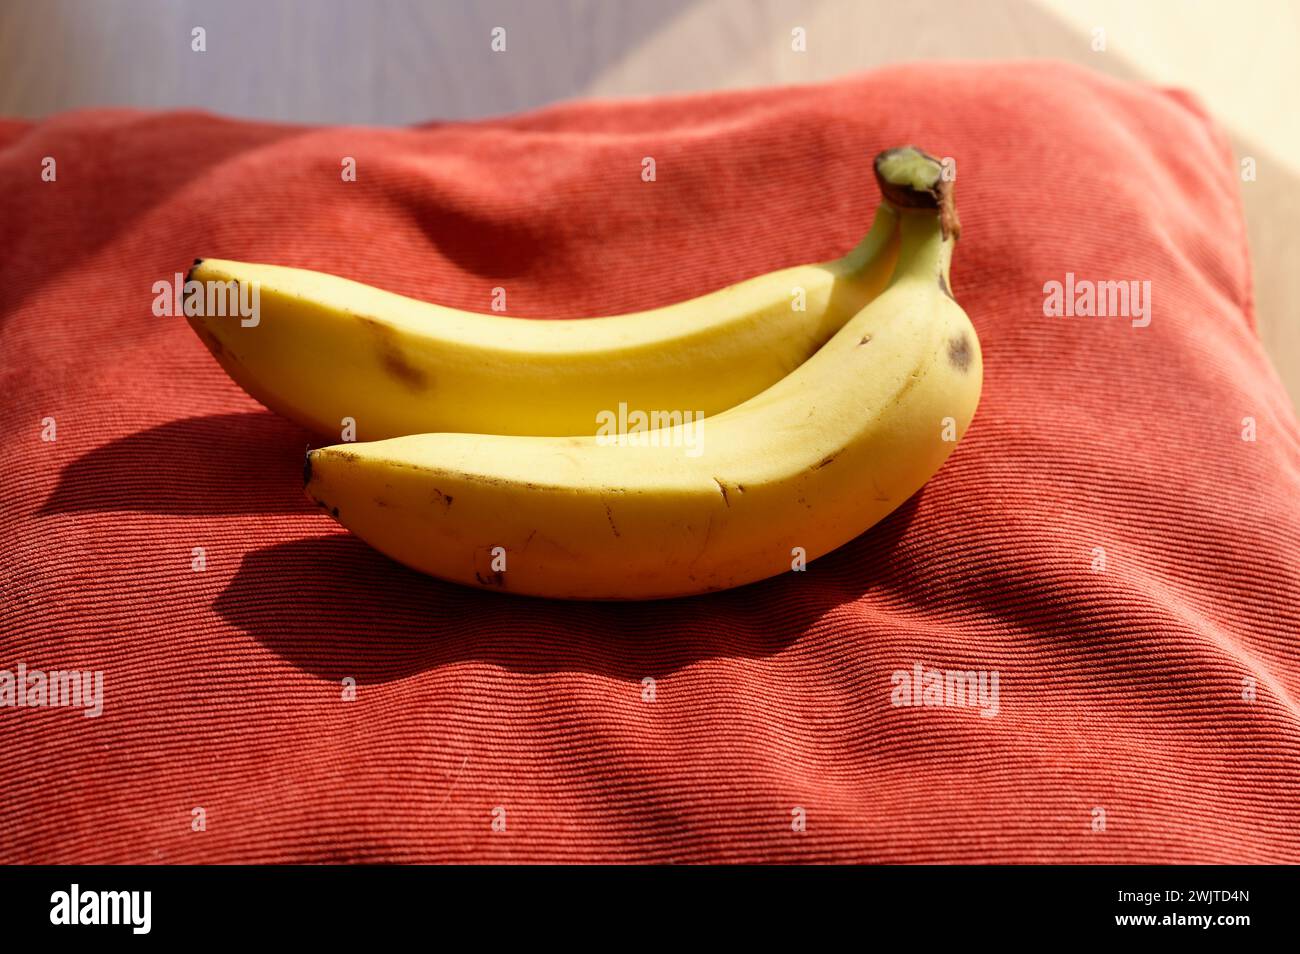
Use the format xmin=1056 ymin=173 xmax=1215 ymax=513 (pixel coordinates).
xmin=2 ymin=62 xmax=1298 ymax=864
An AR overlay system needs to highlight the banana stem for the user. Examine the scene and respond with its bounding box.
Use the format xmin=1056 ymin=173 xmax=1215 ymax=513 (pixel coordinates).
xmin=887 ymin=209 xmax=953 ymax=293
xmin=873 ymin=146 xmax=960 ymax=242
xmin=837 ymin=202 xmax=898 ymax=275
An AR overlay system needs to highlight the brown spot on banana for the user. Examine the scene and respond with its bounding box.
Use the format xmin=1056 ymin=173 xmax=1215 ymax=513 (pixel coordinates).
xmin=947 ymin=334 xmax=972 ymax=373
xmin=938 ymin=270 xmax=954 ymax=301
xmin=359 ymin=316 xmax=431 ymax=391
xmin=712 ymin=478 xmax=730 ymax=507
xmin=473 ymin=546 xmax=506 ymax=587
xmin=380 ymin=347 xmax=430 ymax=390
xmin=308 ymin=500 xmax=341 ymax=518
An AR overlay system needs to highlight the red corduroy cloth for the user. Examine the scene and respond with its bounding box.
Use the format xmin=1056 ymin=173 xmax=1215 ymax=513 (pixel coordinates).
xmin=2 ymin=62 xmax=1298 ymax=864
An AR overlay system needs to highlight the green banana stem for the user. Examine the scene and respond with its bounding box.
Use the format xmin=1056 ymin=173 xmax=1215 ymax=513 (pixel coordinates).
xmin=873 ymin=145 xmax=957 ymax=294
xmin=886 ymin=206 xmax=955 ymax=296
xmin=836 ymin=202 xmax=899 ymax=275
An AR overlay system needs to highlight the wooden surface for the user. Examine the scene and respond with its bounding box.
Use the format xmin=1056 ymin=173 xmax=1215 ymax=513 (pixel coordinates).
xmin=2 ymin=0 xmax=1296 ymax=407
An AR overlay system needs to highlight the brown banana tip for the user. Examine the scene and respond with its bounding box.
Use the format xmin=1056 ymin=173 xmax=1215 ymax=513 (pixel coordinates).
xmin=183 ymin=259 xmax=205 ymax=315
xmin=873 ymin=146 xmax=960 ymax=241
xmin=303 ymin=447 xmax=314 ymax=486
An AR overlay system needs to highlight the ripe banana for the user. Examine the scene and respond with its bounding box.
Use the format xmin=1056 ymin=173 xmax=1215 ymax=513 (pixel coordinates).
xmin=304 ymin=148 xmax=982 ymax=599
xmin=187 ymin=196 xmax=900 ymax=440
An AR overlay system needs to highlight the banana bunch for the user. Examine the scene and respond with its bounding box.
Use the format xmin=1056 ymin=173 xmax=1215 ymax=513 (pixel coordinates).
xmin=189 ymin=146 xmax=982 ymax=599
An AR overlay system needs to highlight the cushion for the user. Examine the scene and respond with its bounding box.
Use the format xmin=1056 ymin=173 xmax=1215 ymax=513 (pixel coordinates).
xmin=2 ymin=61 xmax=1297 ymax=862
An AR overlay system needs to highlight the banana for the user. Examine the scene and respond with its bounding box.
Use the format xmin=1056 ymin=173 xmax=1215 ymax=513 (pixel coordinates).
xmin=303 ymin=148 xmax=982 ymax=599
xmin=187 ymin=191 xmax=900 ymax=440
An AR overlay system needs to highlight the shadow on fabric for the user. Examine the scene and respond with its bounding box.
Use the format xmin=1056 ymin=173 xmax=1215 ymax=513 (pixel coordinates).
xmin=40 ymin=411 xmax=316 ymax=515
xmin=213 ymin=494 xmax=922 ymax=684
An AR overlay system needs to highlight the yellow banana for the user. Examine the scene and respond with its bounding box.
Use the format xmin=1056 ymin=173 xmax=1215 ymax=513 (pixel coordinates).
xmin=187 ymin=197 xmax=900 ymax=440
xmin=304 ymin=149 xmax=982 ymax=599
